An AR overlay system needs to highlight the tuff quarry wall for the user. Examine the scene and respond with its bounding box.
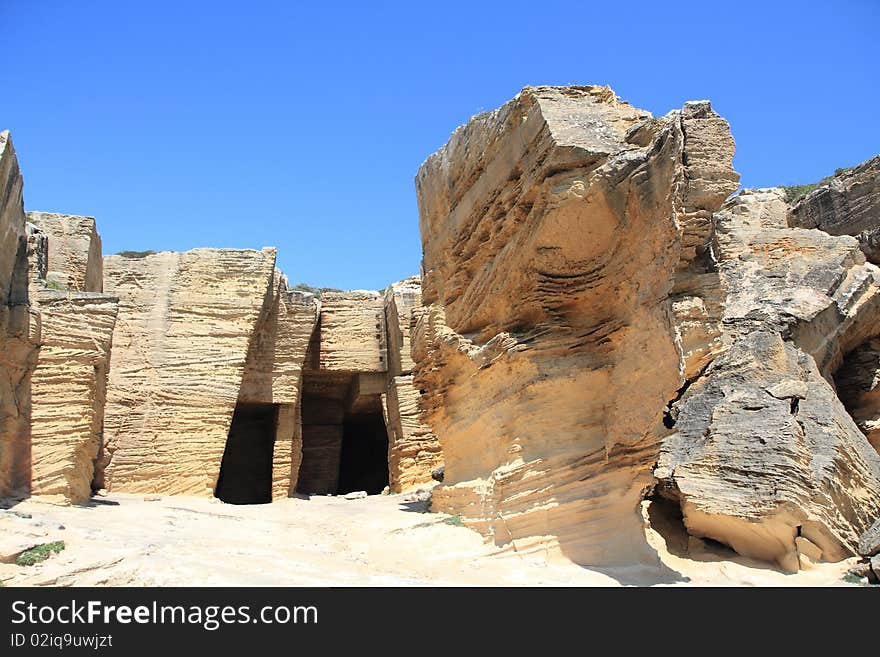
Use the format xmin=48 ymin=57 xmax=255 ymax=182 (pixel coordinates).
xmin=382 ymin=277 xmax=442 ymax=492
xmin=412 ymin=85 xmax=739 ymax=565
xmin=4 ymin=85 xmax=880 ymax=576
xmin=29 ymin=289 xmax=118 ymax=503
xmin=0 ymin=131 xmax=40 ymax=499
xmin=24 ymin=211 xmax=118 ymax=504
xmin=99 ymin=248 xmax=288 ymax=496
xmin=233 ymin=275 xmax=319 ymax=500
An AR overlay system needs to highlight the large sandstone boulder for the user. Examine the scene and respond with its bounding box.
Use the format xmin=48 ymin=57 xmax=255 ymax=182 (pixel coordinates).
xmin=655 ymin=188 xmax=880 ymax=571
xmin=412 ymin=85 xmax=738 ymax=565
xmin=0 ymin=131 xmax=40 ymax=499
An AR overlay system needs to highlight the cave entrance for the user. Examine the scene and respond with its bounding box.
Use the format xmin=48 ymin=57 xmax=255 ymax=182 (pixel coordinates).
xmin=297 ymin=371 xmax=389 ymax=495
xmin=215 ymin=402 xmax=279 ymax=504
xmin=337 ymin=398 xmax=389 ymax=495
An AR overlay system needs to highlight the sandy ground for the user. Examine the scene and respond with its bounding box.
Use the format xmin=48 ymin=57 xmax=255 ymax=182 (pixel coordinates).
xmin=0 ymin=492 xmax=863 ymax=587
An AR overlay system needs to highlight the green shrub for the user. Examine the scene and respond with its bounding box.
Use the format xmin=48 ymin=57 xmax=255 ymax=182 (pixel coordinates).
xmin=782 ymin=163 xmax=856 ymax=204
xmin=842 ymin=572 xmax=866 ymax=585
xmin=44 ymin=280 xmax=66 ymax=291
xmin=15 ymin=541 xmax=65 ymax=566
xmin=116 ymin=250 xmax=156 ymax=258
xmin=443 ymin=514 xmax=464 ymax=527
xmin=782 ymin=183 xmax=821 ymax=204
xmin=292 ymin=283 xmax=344 ymax=299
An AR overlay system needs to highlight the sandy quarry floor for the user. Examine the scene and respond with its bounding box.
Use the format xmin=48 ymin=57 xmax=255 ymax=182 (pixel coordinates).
xmin=0 ymin=492 xmax=863 ymax=587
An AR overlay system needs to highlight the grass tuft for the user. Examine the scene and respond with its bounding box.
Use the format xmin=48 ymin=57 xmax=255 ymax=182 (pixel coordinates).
xmin=15 ymin=541 xmax=65 ymax=567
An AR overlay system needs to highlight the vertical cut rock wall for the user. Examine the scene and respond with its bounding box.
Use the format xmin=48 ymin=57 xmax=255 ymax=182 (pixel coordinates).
xmin=100 ymin=248 xmax=280 ymax=496
xmin=0 ymin=131 xmax=40 ymax=499
xmin=381 ymin=277 xmax=442 ymax=491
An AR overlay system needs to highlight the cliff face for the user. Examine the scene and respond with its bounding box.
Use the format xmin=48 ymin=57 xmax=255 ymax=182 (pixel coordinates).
xmin=23 ymin=210 xmax=119 ymax=505
xmin=100 ymin=248 xmax=286 ymax=496
xmin=0 ymin=131 xmax=40 ymax=499
xmin=29 ymin=290 xmax=118 ymax=503
xmin=788 ymin=156 xmax=880 ymax=263
xmin=5 ymin=90 xmax=880 ymax=578
xmin=412 ymin=86 xmax=738 ymax=565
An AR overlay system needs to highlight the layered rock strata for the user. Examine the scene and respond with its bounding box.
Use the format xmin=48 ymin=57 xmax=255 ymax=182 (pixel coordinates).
xmin=99 ymin=248 xmax=312 ymax=497
xmin=788 ymin=156 xmax=880 ymax=263
xmin=381 ymin=277 xmax=442 ymax=492
xmin=656 ymin=188 xmax=880 ymax=571
xmin=26 ymin=212 xmax=103 ymax=292
xmin=0 ymin=131 xmax=40 ymax=499
xmin=29 ymin=289 xmax=117 ymax=503
xmin=299 ymin=291 xmax=386 ymax=495
xmin=412 ymin=85 xmax=738 ymax=565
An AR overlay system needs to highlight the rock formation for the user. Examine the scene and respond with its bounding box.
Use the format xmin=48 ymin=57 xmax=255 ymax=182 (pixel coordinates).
xmin=655 ymin=188 xmax=880 ymax=572
xmin=99 ymin=248 xmax=311 ymax=499
xmin=21 ymin=211 xmax=119 ymax=504
xmin=412 ymin=85 xmax=739 ymax=565
xmin=5 ymin=87 xmax=880 ymax=579
xmin=298 ymin=291 xmax=388 ymax=495
xmin=789 ymin=156 xmax=880 ymax=263
xmin=382 ymin=277 xmax=442 ymax=492
xmin=29 ymin=290 xmax=118 ymax=503
xmin=26 ymin=212 xmax=103 ymax=293
xmin=0 ymin=131 xmax=40 ymax=499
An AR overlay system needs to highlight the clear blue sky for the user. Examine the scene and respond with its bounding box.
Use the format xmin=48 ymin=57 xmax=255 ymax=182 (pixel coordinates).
xmin=3 ymin=1 xmax=878 ymax=290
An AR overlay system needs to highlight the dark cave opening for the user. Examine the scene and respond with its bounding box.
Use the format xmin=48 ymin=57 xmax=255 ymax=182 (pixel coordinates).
xmin=337 ymin=402 xmax=389 ymax=495
xmin=296 ymin=369 xmax=390 ymax=496
xmin=215 ymin=402 xmax=278 ymax=504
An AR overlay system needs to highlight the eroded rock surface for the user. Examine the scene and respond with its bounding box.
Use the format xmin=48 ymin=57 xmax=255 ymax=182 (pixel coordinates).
xmin=26 ymin=212 xmax=103 ymax=292
xmin=29 ymin=290 xmax=117 ymax=503
xmin=656 ymin=188 xmax=880 ymax=571
xmin=382 ymin=277 xmax=442 ymax=491
xmin=24 ymin=210 xmax=119 ymax=504
xmin=835 ymin=337 xmax=880 ymax=452
xmin=0 ymin=131 xmax=40 ymax=499
xmin=100 ymin=248 xmax=291 ymax=496
xmin=789 ymin=156 xmax=880 ymax=263
xmin=412 ymin=85 xmax=738 ymax=565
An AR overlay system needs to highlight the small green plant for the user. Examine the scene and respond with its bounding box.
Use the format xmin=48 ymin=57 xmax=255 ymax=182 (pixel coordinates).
xmin=15 ymin=541 xmax=65 ymax=566
xmin=842 ymin=572 xmax=866 ymax=585
xmin=443 ymin=514 xmax=464 ymax=527
xmin=782 ymin=163 xmax=857 ymax=204
xmin=292 ymin=283 xmax=344 ymax=299
xmin=44 ymin=280 xmax=66 ymax=291
xmin=472 ymin=110 xmax=492 ymax=121
xmin=782 ymin=183 xmax=822 ymax=204
xmin=116 ymin=250 xmax=156 ymax=258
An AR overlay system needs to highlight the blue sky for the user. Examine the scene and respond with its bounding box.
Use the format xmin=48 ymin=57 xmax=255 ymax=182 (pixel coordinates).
xmin=3 ymin=1 xmax=878 ymax=290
